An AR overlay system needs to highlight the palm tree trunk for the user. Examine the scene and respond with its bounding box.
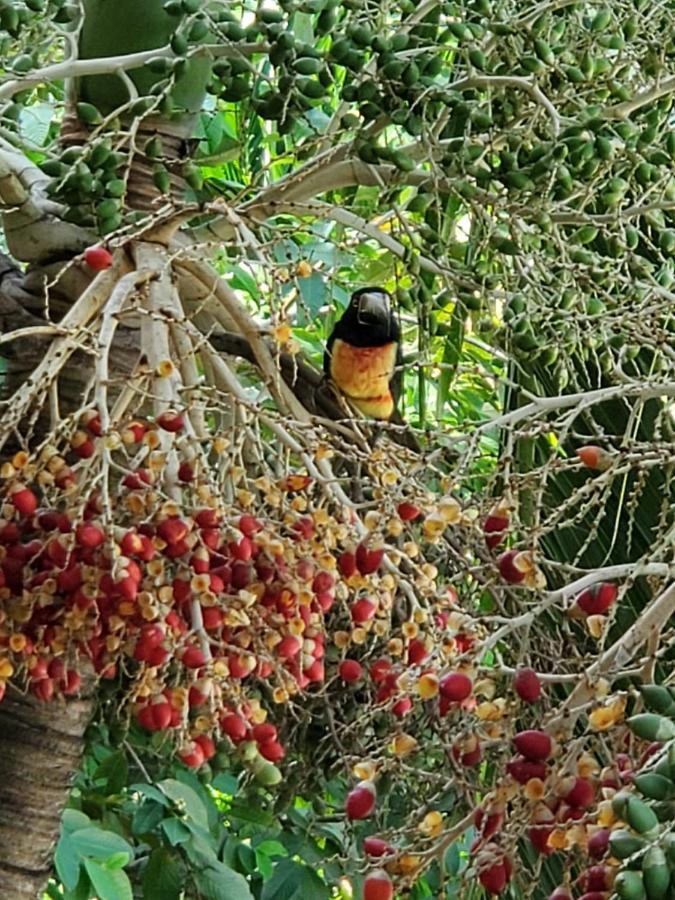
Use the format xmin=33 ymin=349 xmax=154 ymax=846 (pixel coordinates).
xmin=0 ymin=685 xmax=94 ymax=899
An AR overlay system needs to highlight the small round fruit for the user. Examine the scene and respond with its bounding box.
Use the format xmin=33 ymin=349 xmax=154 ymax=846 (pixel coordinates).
xmin=363 ymin=869 xmax=393 ymax=900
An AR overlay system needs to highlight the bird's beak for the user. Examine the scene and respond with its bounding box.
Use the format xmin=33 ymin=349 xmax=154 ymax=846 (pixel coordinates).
xmin=357 ymin=291 xmax=390 ymax=325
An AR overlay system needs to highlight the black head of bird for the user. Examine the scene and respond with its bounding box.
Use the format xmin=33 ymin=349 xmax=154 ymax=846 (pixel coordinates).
xmin=324 ymin=287 xmax=401 ymax=420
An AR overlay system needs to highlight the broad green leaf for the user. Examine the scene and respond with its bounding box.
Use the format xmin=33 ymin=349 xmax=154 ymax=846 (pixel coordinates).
xmin=130 ymin=783 xmax=170 ymax=805
xmin=93 ymin=750 xmax=128 ymax=794
xmin=62 ymin=809 xmax=91 ymax=833
xmin=142 ymin=847 xmax=183 ymax=900
xmin=158 ymin=778 xmax=209 ymax=829
xmin=261 ymin=859 xmax=331 ymax=900
xmin=83 ymin=859 xmax=133 ymax=900
xmin=193 ymin=862 xmax=254 ymax=900
xmin=212 ymin=772 xmax=239 ymax=795
xmin=132 ymin=799 xmax=166 ymax=836
xmin=69 ymin=826 xmax=133 ymax=862
xmin=55 ymin=831 xmax=81 ymax=890
xmin=161 ymin=817 xmax=192 ymax=846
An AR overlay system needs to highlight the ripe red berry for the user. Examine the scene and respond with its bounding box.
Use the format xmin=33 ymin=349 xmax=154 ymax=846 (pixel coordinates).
xmin=181 ymin=646 xmax=207 ymax=669
xmin=397 ymin=501 xmax=421 ymax=521
xmin=179 ymin=742 xmax=205 ymax=768
xmin=194 ymin=734 xmax=216 ymax=761
xmin=478 ymin=858 xmax=508 ymax=894
xmin=346 ymin=781 xmax=376 ymax=820
xmin=337 ymin=550 xmax=357 ymax=577
xmin=563 ymin=776 xmax=595 ymax=809
xmin=351 ymin=598 xmax=377 ymax=623
xmin=363 ymin=869 xmax=393 ymax=900
xmin=506 ymin=756 xmax=548 ymax=784
xmin=363 ymin=837 xmax=392 ymax=858
xmin=514 ymin=668 xmax=542 ymax=703
xmin=355 ymin=543 xmax=384 ymax=575
xmin=221 ymin=713 xmax=247 ymax=743
xmin=156 ymin=410 xmax=185 ymax=433
xmin=76 ymin=522 xmax=105 ymax=549
xmin=84 ymin=246 xmax=113 ymax=270
xmin=497 ymin=549 xmax=526 ymax=584
xmin=587 ymin=828 xmax=610 ymax=859
xmin=576 ymin=445 xmax=612 ymax=470
xmin=548 ymin=887 xmax=573 ymax=900
xmin=575 ymin=582 xmax=618 ymax=616
xmin=439 ymin=671 xmax=473 ymax=702
xmin=484 ymin=506 xmax=509 ymax=550
xmin=339 ymin=659 xmax=363 ymax=683
xmin=513 ymin=730 xmax=552 ymax=761
xmin=12 ymin=487 xmax=37 ymax=517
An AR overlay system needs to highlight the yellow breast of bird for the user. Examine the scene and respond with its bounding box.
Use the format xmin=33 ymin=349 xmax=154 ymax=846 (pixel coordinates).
xmin=330 ymin=339 xmax=397 ymax=419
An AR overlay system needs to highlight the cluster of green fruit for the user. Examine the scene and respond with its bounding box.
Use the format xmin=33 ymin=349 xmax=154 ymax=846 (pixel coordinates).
xmin=608 ymin=687 xmax=675 ymax=899
xmin=40 ymin=140 xmax=129 ymax=234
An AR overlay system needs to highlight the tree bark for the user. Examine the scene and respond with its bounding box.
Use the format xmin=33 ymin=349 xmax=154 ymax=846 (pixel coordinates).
xmin=0 ymin=685 xmax=94 ymax=899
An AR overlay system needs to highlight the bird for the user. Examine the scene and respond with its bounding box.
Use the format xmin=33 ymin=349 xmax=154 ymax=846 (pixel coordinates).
xmin=323 ymin=287 xmax=402 ymax=421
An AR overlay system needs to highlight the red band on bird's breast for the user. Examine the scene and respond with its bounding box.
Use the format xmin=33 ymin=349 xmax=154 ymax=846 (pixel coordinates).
xmin=329 ymin=339 xmax=397 ymax=419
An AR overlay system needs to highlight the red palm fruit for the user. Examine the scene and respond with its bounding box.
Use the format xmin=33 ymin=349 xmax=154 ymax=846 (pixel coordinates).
xmin=178 ymin=462 xmax=194 ymax=483
xmin=351 ymin=598 xmax=377 ymax=623
xmin=259 ymin=740 xmax=285 ymax=763
xmin=528 ymin=824 xmax=553 ymax=855
xmin=497 ymin=549 xmax=526 ymax=584
xmin=363 ymin=837 xmax=393 ymax=858
xmin=355 ymin=543 xmax=384 ymax=575
xmin=453 ymin=735 xmax=482 ymax=767
xmin=363 ymin=869 xmax=393 ymax=900
xmin=407 ymin=638 xmax=428 ymax=665
xmin=252 ymin=723 xmax=277 ymax=744
xmin=548 ymin=889 xmax=573 ymax=900
xmin=304 ymin=659 xmax=324 ymax=682
xmin=369 ymin=659 xmax=392 ymax=683
xmin=563 ymin=776 xmax=594 ymax=809
xmin=181 ymin=646 xmax=207 ymax=669
xmin=238 ymin=514 xmax=262 ymax=536
xmin=228 ymin=653 xmax=255 ymax=678
xmin=439 ymin=672 xmax=473 ymax=701
xmin=194 ymin=508 xmax=219 ymax=528
xmin=71 ymin=434 xmax=95 ymax=458
xmin=62 ymin=670 xmax=81 ymax=695
xmin=150 ymin=700 xmax=173 ymax=731
xmin=31 ymin=677 xmax=55 ymax=701
xmin=513 ymin=730 xmax=552 ymax=761
xmin=474 ymin=808 xmax=504 ymax=840
xmin=157 ymin=517 xmax=189 ymax=545
xmin=81 ymin=411 xmax=102 ymax=435
xmin=577 ymin=866 xmax=611 ymax=891
xmin=478 ymin=859 xmax=508 ymax=894
xmin=576 ymin=445 xmax=613 ymax=470
xmin=120 ymin=531 xmax=144 ymax=556
xmin=339 ymin=659 xmax=363 ymax=683
xmin=76 ymin=522 xmax=105 ymax=549
xmin=277 ymin=635 xmax=301 ymax=659
xmin=506 ymin=756 xmax=548 ymax=784
xmin=484 ymin=506 xmax=509 ymax=550
xmin=392 ymin=697 xmax=413 ymax=718
xmin=12 ymin=487 xmax=37 ymax=517
xmin=156 ymin=410 xmax=185 ymax=433
xmin=194 ymin=734 xmax=216 ymax=761
xmin=575 ymin=582 xmax=618 ymax=616
xmin=338 ymin=550 xmax=357 ymax=577
xmin=514 ymin=668 xmax=542 ymax=702
xmin=397 ymin=501 xmax=421 ymax=521
xmin=179 ymin=742 xmax=205 ymax=769
xmin=346 ymin=781 xmax=376 ymax=820
xmin=221 ymin=713 xmax=247 ymax=743
xmin=122 ymin=470 xmax=148 ymax=489
xmin=587 ymin=828 xmax=610 ymax=859
xmin=84 ymin=246 xmax=113 ymax=270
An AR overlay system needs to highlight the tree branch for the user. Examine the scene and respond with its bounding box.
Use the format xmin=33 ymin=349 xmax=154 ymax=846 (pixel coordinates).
xmin=605 ymin=75 xmax=675 ymax=121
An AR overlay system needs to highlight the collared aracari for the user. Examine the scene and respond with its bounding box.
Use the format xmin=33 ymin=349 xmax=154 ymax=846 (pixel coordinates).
xmin=323 ymin=288 xmax=402 ymax=421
